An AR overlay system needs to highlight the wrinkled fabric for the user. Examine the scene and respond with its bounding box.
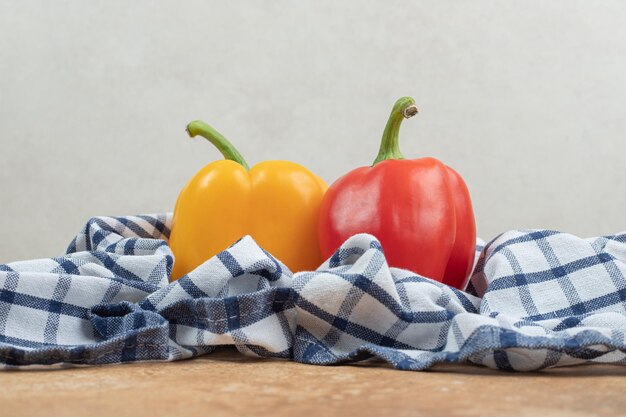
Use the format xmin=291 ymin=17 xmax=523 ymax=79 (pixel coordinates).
xmin=1 ymin=214 xmax=625 ymax=371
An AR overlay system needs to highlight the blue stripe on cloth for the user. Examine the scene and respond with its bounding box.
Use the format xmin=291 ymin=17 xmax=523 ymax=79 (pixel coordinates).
xmin=53 ymin=259 xmax=80 ymax=275
xmin=296 ymin=296 xmax=416 ymax=350
xmin=137 ymin=215 xmax=170 ymax=238
xmin=43 ymin=275 xmax=72 ymax=344
xmin=92 ymin=252 xmax=143 ymax=281
xmin=0 ymin=288 xmax=87 ymax=318
xmin=525 ymin=287 xmax=626 ymax=321
xmin=177 ymin=277 xmax=209 ymax=298
xmin=217 ymin=251 xmax=245 ymax=277
xmin=488 ymin=253 xmax=615 ymax=291
xmin=116 ymin=217 xmax=154 ymax=238
xmin=224 ymin=297 xmax=241 ymax=331
xmin=394 ymin=275 xmax=480 ymax=314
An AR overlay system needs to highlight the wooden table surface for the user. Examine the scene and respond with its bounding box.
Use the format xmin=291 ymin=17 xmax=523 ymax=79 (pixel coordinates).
xmin=2 ymin=349 xmax=625 ymax=417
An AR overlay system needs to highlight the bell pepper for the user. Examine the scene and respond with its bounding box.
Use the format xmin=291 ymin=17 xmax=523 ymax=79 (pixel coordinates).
xmin=318 ymin=97 xmax=476 ymax=289
xmin=169 ymin=121 xmax=327 ymax=280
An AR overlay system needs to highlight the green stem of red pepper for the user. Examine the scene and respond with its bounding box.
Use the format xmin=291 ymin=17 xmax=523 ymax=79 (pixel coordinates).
xmin=373 ymin=97 xmax=419 ymax=166
xmin=186 ymin=120 xmax=251 ymax=171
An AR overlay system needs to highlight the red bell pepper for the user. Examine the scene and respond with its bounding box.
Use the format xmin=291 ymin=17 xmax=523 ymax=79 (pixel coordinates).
xmin=318 ymin=97 xmax=476 ymax=289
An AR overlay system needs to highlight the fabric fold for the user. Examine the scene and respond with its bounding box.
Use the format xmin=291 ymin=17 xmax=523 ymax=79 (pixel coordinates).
xmin=1 ymin=214 xmax=626 ymax=371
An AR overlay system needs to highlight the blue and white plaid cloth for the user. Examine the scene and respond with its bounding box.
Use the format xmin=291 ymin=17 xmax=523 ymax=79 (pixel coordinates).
xmin=1 ymin=214 xmax=626 ymax=371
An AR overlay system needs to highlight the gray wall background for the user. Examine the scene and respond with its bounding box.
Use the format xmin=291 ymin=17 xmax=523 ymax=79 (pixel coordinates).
xmin=1 ymin=1 xmax=626 ymax=263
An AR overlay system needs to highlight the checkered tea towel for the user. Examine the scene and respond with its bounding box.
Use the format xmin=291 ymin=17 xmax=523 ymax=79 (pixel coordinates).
xmin=1 ymin=214 xmax=626 ymax=371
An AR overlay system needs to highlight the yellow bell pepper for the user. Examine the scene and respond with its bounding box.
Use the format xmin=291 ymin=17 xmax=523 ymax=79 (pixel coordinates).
xmin=169 ymin=120 xmax=328 ymax=280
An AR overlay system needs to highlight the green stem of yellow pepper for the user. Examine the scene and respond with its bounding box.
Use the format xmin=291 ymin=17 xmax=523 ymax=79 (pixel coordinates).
xmin=186 ymin=120 xmax=251 ymax=170
xmin=372 ymin=97 xmax=419 ymax=166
